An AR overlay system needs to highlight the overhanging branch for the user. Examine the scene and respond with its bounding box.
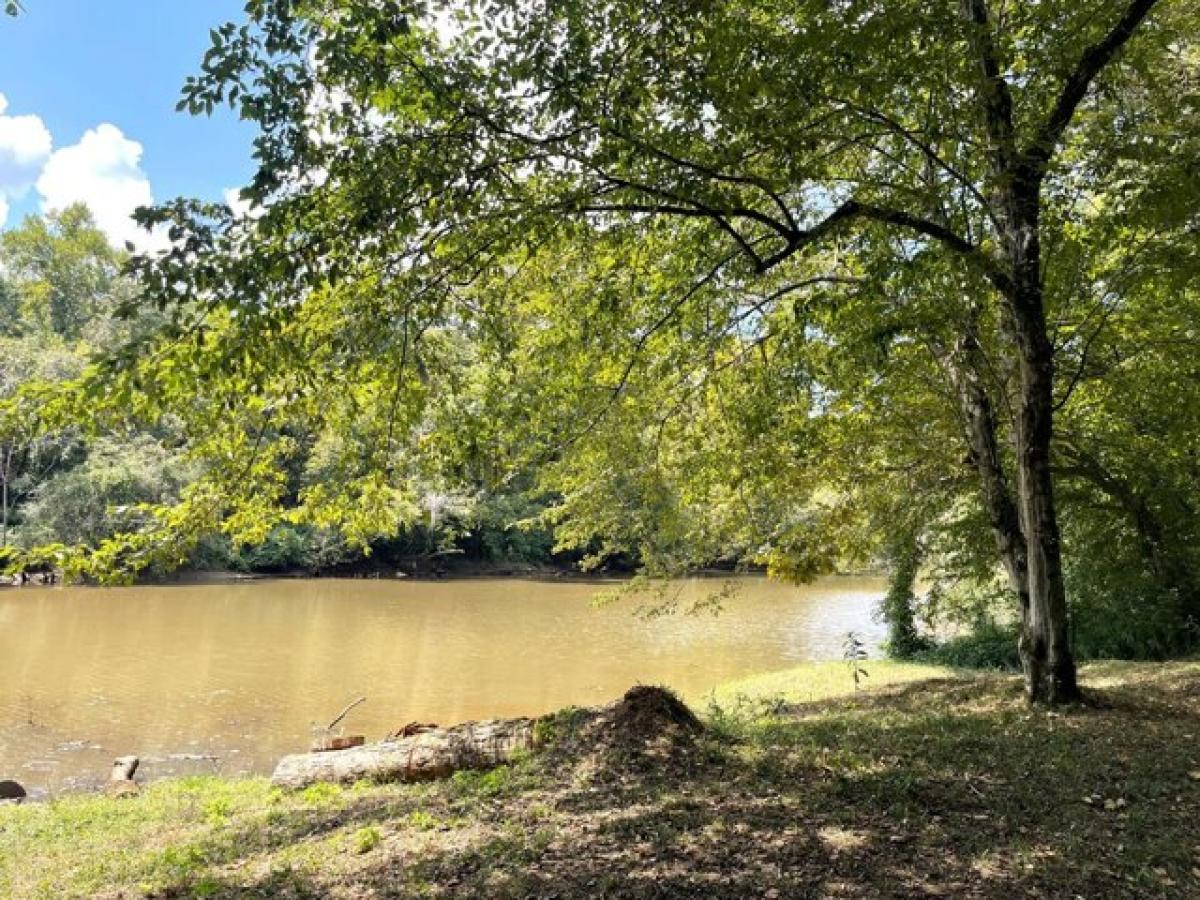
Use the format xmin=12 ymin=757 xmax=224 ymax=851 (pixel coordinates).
xmin=793 ymin=200 xmax=1014 ymax=295
xmin=586 ymin=194 xmax=1011 ymax=292
xmin=1026 ymin=0 xmax=1164 ymax=173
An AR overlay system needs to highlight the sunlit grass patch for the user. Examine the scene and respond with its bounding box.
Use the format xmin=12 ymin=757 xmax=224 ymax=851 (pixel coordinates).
xmin=698 ymin=658 xmax=955 ymax=711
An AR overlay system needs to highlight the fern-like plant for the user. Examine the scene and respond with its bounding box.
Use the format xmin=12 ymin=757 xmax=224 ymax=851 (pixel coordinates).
xmin=843 ymin=631 xmax=869 ymax=691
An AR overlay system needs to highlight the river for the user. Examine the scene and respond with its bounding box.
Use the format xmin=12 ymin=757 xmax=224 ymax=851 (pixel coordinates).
xmin=0 ymin=574 xmax=884 ymax=796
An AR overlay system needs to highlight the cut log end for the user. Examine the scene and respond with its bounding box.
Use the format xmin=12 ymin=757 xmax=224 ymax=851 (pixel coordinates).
xmin=111 ymin=755 xmax=139 ymax=782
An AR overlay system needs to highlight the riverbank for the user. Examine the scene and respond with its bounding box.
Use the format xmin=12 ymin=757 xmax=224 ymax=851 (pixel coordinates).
xmin=4 ymin=659 xmax=1199 ymax=898
xmin=0 ymin=560 xmax=771 ymax=588
xmin=0 ymin=559 xmax=603 ymax=588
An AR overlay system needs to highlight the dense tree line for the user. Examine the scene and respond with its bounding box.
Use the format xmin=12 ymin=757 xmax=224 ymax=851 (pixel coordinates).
xmin=0 ymin=207 xmax=562 ymax=576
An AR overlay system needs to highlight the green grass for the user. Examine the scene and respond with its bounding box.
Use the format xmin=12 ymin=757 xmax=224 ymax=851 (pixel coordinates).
xmin=695 ymin=658 xmax=955 ymax=708
xmin=3 ymin=660 xmax=1200 ymax=898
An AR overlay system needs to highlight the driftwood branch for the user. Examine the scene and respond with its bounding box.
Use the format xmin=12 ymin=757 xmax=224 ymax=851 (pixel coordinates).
xmin=326 ymin=696 xmax=367 ymax=733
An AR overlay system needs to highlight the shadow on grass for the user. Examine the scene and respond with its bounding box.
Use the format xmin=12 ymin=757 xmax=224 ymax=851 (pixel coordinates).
xmin=146 ymin=668 xmax=1200 ymax=899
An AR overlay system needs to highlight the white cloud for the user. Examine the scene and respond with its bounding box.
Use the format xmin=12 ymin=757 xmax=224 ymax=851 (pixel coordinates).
xmin=223 ymin=186 xmax=254 ymax=219
xmin=0 ymin=93 xmax=53 ymax=225
xmin=36 ymin=123 xmax=165 ymax=249
xmin=0 ymin=98 xmax=168 ymax=250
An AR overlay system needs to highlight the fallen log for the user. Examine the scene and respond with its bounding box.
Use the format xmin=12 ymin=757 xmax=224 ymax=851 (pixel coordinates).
xmin=272 ymin=717 xmax=537 ymax=789
xmin=272 ymin=686 xmax=702 ymax=789
xmin=311 ymin=734 xmax=366 ymax=752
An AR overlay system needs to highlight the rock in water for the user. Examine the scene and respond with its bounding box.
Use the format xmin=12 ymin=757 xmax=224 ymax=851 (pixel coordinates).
xmin=0 ymin=780 xmax=27 ymax=803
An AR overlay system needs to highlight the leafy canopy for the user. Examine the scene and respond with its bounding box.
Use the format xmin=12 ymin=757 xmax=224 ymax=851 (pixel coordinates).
xmin=3 ymin=0 xmax=1197 ymax=595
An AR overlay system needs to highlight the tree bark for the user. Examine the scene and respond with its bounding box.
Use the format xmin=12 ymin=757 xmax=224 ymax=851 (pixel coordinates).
xmin=1003 ymin=181 xmax=1080 ymax=703
xmin=1012 ymin=317 xmax=1079 ymax=702
xmin=272 ymin=717 xmax=537 ymax=789
xmin=946 ymin=327 xmax=1029 ymax=621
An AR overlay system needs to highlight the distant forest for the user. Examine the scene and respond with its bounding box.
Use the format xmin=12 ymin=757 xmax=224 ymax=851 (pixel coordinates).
xmin=0 ymin=206 xmax=570 ymax=578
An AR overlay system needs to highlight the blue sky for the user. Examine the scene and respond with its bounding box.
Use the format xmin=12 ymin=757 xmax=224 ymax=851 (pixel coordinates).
xmin=0 ymin=0 xmax=257 ymax=246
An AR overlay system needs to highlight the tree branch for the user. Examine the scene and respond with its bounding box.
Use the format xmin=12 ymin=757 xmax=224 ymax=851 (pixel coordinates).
xmin=959 ymin=0 xmax=1019 ymax=174
xmin=606 ymin=129 xmax=800 ymax=234
xmin=841 ymin=201 xmax=1013 ymax=294
xmin=582 ymin=167 xmax=797 ymax=245
xmin=590 ymin=192 xmax=1010 ymax=294
xmin=582 ymin=201 xmax=768 ymax=266
xmin=1026 ymin=0 xmax=1163 ymax=173
xmin=835 ymin=98 xmax=993 ymax=215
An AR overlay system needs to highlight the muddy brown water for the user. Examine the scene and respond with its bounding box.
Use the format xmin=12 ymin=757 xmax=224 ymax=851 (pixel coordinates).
xmin=0 ymin=575 xmax=884 ymax=796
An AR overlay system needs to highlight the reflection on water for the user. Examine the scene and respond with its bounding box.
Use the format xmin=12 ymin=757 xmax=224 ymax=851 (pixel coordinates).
xmin=0 ymin=575 xmax=883 ymax=795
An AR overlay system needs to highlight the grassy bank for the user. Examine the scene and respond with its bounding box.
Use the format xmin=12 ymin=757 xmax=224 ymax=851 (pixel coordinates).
xmin=3 ymin=659 xmax=1199 ymax=898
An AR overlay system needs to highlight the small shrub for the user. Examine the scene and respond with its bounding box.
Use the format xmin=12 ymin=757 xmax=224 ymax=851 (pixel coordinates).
xmin=917 ymin=622 xmax=1021 ymax=670
xmin=532 ymin=706 xmax=587 ymax=746
xmin=352 ymin=826 xmax=382 ymax=854
xmin=154 ymin=844 xmax=208 ymax=883
xmin=450 ymin=765 xmax=514 ymax=799
xmin=843 ymin=631 xmax=869 ymax=689
xmin=193 ymin=876 xmax=224 ymax=898
xmin=405 ymin=810 xmax=439 ymax=831
xmin=704 ymin=691 xmax=787 ymax=742
xmin=202 ymin=797 xmax=233 ymax=825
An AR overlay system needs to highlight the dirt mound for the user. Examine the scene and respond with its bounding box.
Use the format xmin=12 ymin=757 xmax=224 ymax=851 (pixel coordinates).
xmin=542 ymin=685 xmax=706 ymax=782
xmin=611 ymin=685 xmax=704 ymax=739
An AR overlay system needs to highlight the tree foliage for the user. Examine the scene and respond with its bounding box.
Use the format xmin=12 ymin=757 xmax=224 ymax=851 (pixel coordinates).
xmin=2 ymin=205 xmax=122 ymax=341
xmin=3 ymin=1 xmax=1198 ymax=694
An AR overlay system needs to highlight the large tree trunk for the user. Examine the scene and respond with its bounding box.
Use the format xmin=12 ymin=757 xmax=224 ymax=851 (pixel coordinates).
xmin=947 ymin=327 xmax=1030 ymax=620
xmin=1004 ymin=187 xmax=1080 ymax=704
xmin=1012 ymin=320 xmax=1079 ymax=702
xmin=958 ymin=0 xmax=1078 ymax=702
xmin=956 ymin=0 xmax=1163 ymax=701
